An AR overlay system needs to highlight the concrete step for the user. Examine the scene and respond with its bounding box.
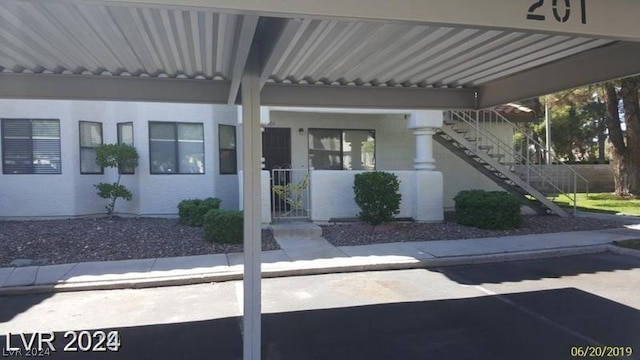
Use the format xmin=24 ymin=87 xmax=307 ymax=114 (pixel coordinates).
xmin=270 ymin=222 xmax=323 ymax=237
xmin=274 ymin=236 xmax=347 ymax=261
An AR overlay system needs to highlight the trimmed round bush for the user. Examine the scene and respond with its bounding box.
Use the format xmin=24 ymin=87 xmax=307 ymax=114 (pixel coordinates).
xmin=203 ymin=209 xmax=243 ymax=244
xmin=454 ymin=190 xmax=521 ymax=230
xmin=353 ymin=171 xmax=401 ymax=225
xmin=178 ymin=198 xmax=222 ymax=227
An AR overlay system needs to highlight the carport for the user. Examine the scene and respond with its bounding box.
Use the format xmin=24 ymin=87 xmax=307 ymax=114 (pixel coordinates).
xmin=1 ymin=0 xmax=639 ymax=358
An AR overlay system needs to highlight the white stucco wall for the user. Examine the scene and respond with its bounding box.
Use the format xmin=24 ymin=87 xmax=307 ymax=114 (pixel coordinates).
xmin=310 ymin=170 xmax=415 ymax=221
xmin=268 ymin=111 xmax=415 ymax=171
xmin=0 ymin=99 xmax=240 ymax=218
xmin=1 ymin=101 xmax=515 ymax=219
xmin=268 ymin=110 xmax=514 ymax=211
xmin=0 ymin=100 xmax=78 ymax=217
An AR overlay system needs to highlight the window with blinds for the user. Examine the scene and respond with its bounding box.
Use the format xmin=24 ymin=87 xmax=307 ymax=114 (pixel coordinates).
xmin=1 ymin=119 xmax=61 ymax=175
xmin=79 ymin=121 xmax=103 ymax=174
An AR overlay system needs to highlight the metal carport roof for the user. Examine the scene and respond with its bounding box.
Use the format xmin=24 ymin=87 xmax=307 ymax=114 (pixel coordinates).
xmin=1 ymin=0 xmax=639 ymax=109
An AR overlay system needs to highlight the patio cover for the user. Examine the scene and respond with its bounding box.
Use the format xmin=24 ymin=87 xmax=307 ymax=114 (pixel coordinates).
xmin=1 ymin=1 xmax=640 ymax=359
xmin=1 ymin=0 xmax=640 ymax=109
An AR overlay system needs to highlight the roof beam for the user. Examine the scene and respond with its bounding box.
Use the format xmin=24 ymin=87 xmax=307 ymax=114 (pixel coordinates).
xmin=0 ymin=74 xmax=231 ymax=104
xmin=477 ymin=41 xmax=640 ymax=108
xmin=260 ymin=83 xmax=477 ymax=110
xmin=258 ymin=18 xmax=306 ymax=89
xmin=227 ymin=15 xmax=259 ymax=104
xmin=87 ymin=0 xmax=640 ymax=42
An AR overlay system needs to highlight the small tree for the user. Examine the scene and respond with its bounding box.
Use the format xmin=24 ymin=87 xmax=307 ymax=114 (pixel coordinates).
xmin=94 ymin=144 xmax=139 ymax=215
xmin=353 ymin=171 xmax=401 ymax=225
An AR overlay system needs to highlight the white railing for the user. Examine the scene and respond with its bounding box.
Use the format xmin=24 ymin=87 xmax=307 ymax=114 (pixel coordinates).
xmin=448 ymin=110 xmax=588 ymax=213
xmin=271 ymin=168 xmax=311 ymax=221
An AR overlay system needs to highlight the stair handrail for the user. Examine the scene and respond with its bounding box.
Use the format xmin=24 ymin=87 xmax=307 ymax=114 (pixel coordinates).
xmin=448 ymin=110 xmax=588 ymax=213
xmin=453 ymin=109 xmax=588 ymax=208
xmin=480 ymin=109 xmax=589 ymax=197
xmin=451 ymin=111 xmax=569 ymax=196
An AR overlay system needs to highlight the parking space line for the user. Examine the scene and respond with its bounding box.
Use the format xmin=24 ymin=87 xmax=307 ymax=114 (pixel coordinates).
xmin=448 ymin=271 xmax=607 ymax=350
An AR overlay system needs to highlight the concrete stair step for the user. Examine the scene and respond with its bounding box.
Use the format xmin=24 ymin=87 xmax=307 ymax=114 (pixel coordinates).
xmin=270 ymin=223 xmax=323 ymax=238
xmin=274 ymin=236 xmax=331 ymax=249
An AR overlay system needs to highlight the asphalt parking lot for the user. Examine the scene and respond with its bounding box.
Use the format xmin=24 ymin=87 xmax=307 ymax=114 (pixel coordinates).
xmin=1 ymin=253 xmax=639 ymax=359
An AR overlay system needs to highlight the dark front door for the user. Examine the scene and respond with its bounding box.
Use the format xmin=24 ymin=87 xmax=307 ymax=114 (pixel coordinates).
xmin=263 ymin=128 xmax=291 ymax=170
xmin=263 ymin=128 xmax=292 ymax=211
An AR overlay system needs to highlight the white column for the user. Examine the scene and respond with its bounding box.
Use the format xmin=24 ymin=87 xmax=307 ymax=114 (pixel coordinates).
xmin=413 ymin=128 xmax=437 ymax=170
xmin=407 ymin=111 xmax=444 ymax=222
xmin=241 ymin=53 xmax=262 ymax=360
xmin=408 ymin=110 xmax=442 ymax=170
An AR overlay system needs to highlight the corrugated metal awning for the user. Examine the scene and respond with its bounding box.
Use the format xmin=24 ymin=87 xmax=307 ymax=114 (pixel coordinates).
xmin=1 ymin=0 xmax=639 ymax=109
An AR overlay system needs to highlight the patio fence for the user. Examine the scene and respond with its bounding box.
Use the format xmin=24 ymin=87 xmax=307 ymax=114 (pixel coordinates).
xmin=271 ymin=169 xmax=311 ymax=221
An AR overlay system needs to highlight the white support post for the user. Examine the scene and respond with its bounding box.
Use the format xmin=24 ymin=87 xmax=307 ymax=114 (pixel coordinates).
xmin=407 ymin=111 xmax=444 ymax=222
xmin=241 ymin=51 xmax=262 ymax=360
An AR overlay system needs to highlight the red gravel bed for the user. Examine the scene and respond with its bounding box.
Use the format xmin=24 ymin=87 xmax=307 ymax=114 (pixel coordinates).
xmin=0 ymin=217 xmax=277 ymax=267
xmin=322 ymin=215 xmax=624 ymax=247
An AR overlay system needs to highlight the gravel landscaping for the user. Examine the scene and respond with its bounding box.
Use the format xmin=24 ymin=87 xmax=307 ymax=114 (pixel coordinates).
xmin=322 ymin=214 xmax=625 ymax=247
xmin=0 ymin=214 xmax=627 ymax=268
xmin=0 ymin=217 xmax=278 ymax=268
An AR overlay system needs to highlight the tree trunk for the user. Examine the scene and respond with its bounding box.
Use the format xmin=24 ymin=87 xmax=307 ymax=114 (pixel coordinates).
xmin=597 ymin=99 xmax=607 ymax=164
xmin=597 ymin=127 xmax=606 ymax=163
xmin=619 ymin=77 xmax=640 ymax=195
xmin=603 ymin=82 xmax=631 ymax=196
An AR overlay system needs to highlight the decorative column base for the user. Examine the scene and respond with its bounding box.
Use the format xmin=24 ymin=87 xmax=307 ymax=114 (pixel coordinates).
xmin=414 ymin=170 xmax=444 ymax=222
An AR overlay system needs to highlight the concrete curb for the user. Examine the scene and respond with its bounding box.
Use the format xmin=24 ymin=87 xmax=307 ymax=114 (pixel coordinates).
xmin=607 ymin=244 xmax=640 ymax=258
xmin=0 ymin=244 xmax=616 ymax=296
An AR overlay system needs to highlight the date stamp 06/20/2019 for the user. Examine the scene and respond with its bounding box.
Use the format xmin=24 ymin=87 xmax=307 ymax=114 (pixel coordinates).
xmin=570 ymin=346 xmax=635 ymax=358
xmin=2 ymin=331 xmax=121 ymax=357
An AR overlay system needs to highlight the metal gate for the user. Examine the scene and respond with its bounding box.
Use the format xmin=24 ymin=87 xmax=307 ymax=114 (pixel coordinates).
xmin=271 ymin=168 xmax=310 ymax=221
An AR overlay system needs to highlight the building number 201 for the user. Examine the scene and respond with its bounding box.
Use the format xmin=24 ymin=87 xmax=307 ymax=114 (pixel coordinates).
xmin=527 ymin=0 xmax=587 ymax=24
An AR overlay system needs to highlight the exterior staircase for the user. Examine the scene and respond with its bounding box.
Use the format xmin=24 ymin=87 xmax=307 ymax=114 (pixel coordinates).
xmin=435 ymin=110 xmax=588 ymax=217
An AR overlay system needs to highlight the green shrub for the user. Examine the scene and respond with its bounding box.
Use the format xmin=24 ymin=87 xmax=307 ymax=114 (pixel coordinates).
xmin=94 ymin=143 xmax=139 ymax=215
xmin=203 ymin=209 xmax=243 ymax=244
xmin=454 ymin=190 xmax=521 ymax=230
xmin=177 ymin=198 xmax=222 ymax=227
xmin=353 ymin=171 xmax=401 ymax=225
xmin=95 ymin=183 xmax=133 ymax=215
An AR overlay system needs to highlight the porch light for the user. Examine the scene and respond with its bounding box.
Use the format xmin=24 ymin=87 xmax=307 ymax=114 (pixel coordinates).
xmin=298 ymin=128 xmax=304 ymax=135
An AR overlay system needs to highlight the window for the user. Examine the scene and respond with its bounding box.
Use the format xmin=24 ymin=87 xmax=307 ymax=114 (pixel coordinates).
xmin=219 ymin=125 xmax=237 ymax=174
xmin=1 ymin=119 xmax=61 ymax=174
xmin=149 ymin=122 xmax=204 ymax=174
xmin=308 ymin=129 xmax=375 ymax=170
xmin=79 ymin=121 xmax=103 ymax=174
xmin=117 ymin=122 xmax=135 ymax=174
xmin=117 ymin=122 xmax=133 ymax=145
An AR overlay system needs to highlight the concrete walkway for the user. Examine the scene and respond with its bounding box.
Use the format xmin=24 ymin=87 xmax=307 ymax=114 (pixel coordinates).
xmin=1 ymin=223 xmax=640 ymax=296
